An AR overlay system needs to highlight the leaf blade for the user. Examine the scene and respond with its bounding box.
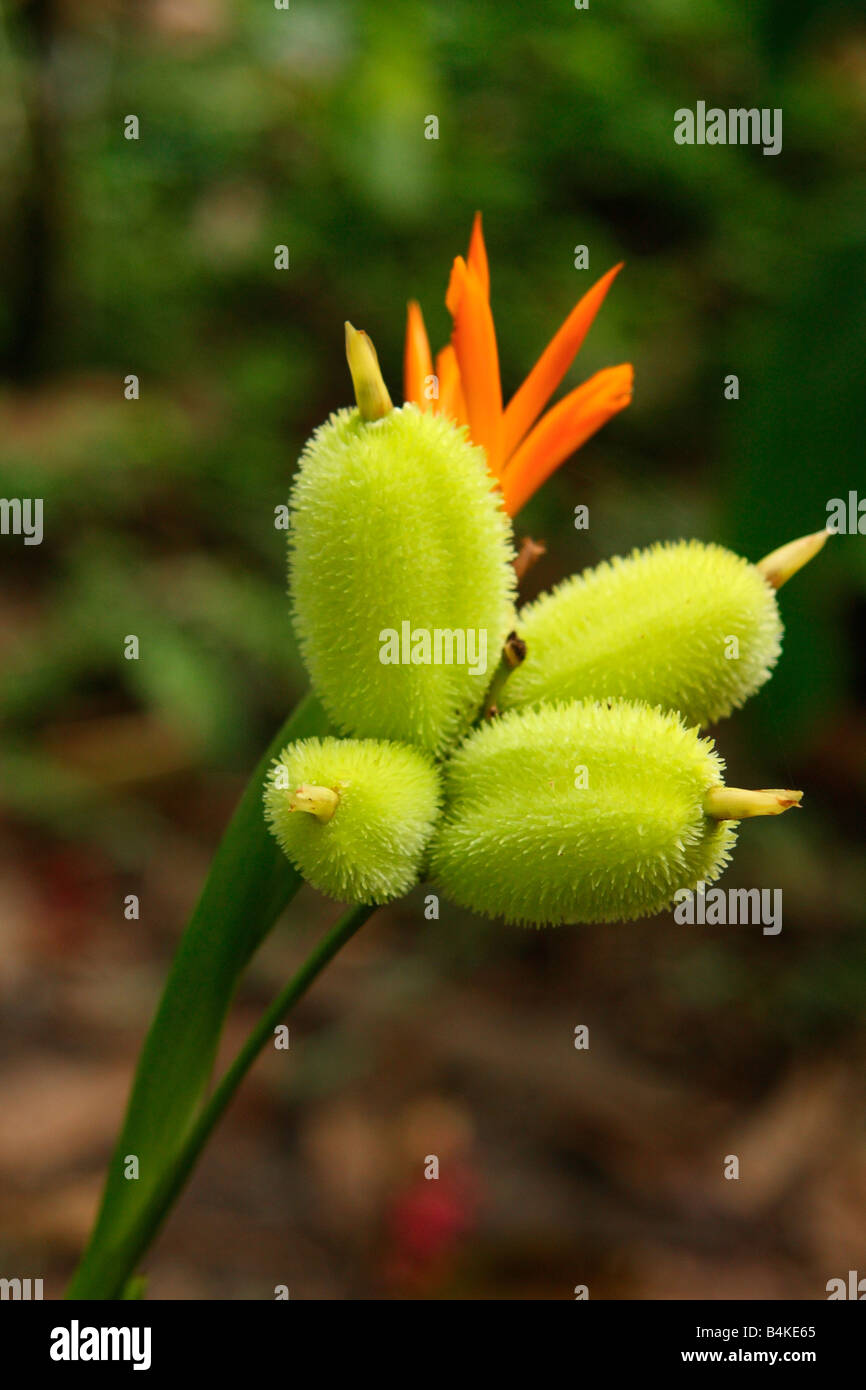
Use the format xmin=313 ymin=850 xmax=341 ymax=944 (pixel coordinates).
xmin=67 ymin=692 xmax=328 ymax=1298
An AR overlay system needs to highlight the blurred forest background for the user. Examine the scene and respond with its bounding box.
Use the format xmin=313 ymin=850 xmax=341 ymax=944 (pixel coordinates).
xmin=1 ymin=0 xmax=865 ymax=1299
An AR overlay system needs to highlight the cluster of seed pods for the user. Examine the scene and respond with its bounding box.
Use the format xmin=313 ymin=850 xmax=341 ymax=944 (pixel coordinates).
xmin=264 ymin=328 xmax=822 ymax=926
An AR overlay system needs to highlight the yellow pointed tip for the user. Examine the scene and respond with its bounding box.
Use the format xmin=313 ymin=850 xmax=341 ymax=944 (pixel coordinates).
xmin=289 ymin=783 xmax=340 ymax=823
xmin=703 ymin=786 xmax=803 ymax=821
xmin=345 ymin=321 xmax=393 ymax=421
xmin=756 ymin=528 xmax=830 ymax=591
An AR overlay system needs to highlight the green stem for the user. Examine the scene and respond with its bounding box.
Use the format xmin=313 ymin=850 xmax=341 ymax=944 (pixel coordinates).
xmin=78 ymin=902 xmax=376 ymax=1299
xmin=168 ymin=901 xmax=375 ymax=1204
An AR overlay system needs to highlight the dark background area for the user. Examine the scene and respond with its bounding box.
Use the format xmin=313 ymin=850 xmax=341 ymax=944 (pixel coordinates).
xmin=1 ymin=0 xmax=864 ymax=1298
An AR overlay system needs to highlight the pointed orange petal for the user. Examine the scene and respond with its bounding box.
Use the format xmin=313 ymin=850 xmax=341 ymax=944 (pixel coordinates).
xmin=500 ymin=263 xmax=624 ymax=464
xmin=467 ymin=211 xmax=490 ymax=299
xmin=404 ymin=300 xmax=434 ymax=408
xmin=434 ymin=345 xmax=469 ymax=427
xmin=446 ymin=255 xmax=503 ymax=471
xmin=445 ymin=253 xmax=465 ymax=317
xmin=500 ymin=364 xmax=633 ymax=516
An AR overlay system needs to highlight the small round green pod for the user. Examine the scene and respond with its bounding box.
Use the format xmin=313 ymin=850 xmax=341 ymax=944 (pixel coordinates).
xmin=430 ymin=699 xmax=801 ymax=927
xmin=264 ymin=736 xmax=441 ymax=905
xmin=289 ymin=332 xmax=516 ymax=755
xmin=501 ymin=533 xmax=826 ymax=728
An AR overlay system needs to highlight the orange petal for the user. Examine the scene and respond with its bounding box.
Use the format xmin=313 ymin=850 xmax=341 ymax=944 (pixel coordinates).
xmin=446 ymin=255 xmax=503 ymax=472
xmin=500 ymin=364 xmax=633 ymax=516
xmin=467 ymin=211 xmax=490 ymax=300
xmin=500 ymin=263 xmax=624 ymax=464
xmin=403 ymin=300 xmax=434 ymax=408
xmin=434 ymin=345 xmax=469 ymax=427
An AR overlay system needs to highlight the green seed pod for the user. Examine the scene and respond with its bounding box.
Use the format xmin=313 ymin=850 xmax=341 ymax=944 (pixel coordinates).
xmin=501 ymin=540 xmax=785 ymax=728
xmin=289 ymin=400 xmax=516 ymax=755
xmin=431 ymin=700 xmax=800 ymax=927
xmin=264 ymin=736 xmax=441 ymax=905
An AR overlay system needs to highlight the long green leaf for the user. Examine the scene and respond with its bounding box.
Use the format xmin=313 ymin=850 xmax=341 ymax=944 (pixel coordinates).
xmin=67 ymin=692 xmax=328 ymax=1298
xmin=90 ymin=902 xmax=376 ymax=1302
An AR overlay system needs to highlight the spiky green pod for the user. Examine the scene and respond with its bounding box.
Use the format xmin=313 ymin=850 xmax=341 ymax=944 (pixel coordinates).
xmin=289 ymin=404 xmax=516 ymax=755
xmin=430 ymin=700 xmax=739 ymax=926
xmin=501 ymin=540 xmax=783 ymax=728
xmin=264 ymin=736 xmax=441 ymax=904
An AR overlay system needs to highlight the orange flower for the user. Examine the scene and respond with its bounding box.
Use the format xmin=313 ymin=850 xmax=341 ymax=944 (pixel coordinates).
xmin=403 ymin=214 xmax=633 ymax=516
